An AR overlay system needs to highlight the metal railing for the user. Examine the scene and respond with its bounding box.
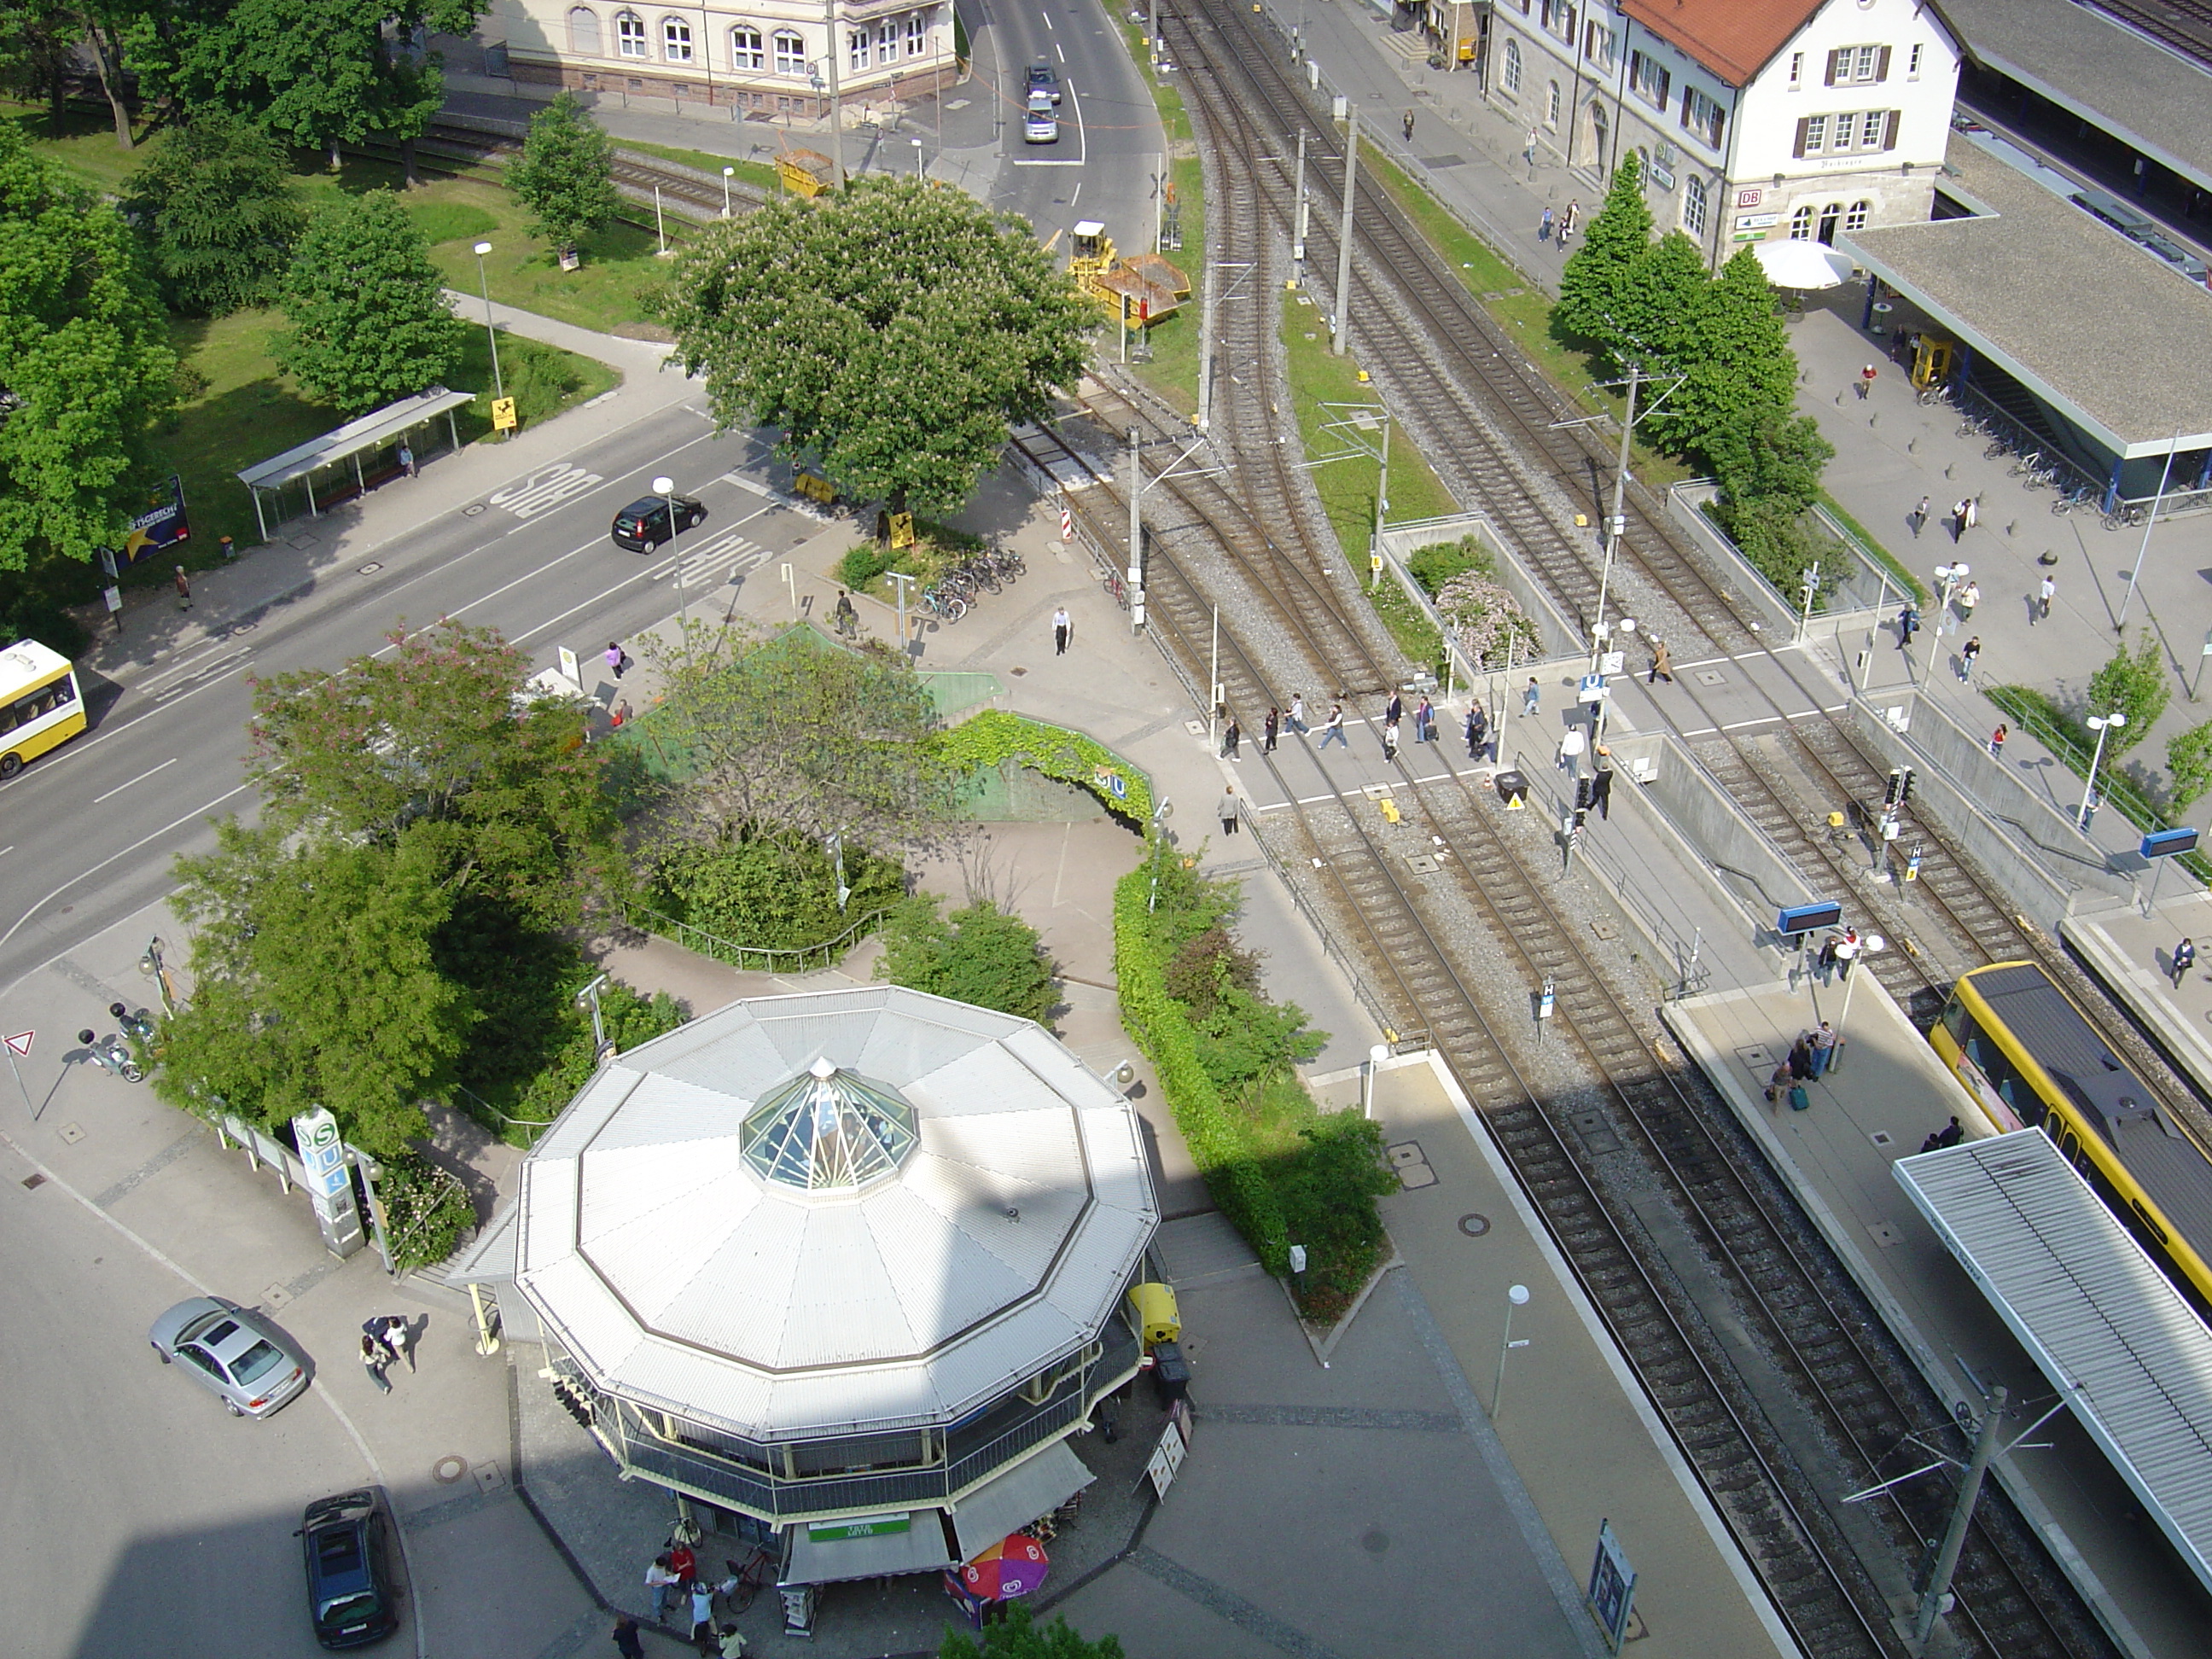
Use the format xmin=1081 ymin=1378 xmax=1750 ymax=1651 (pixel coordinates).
xmin=447 ymin=1080 xmax=559 ymax=1147
xmin=629 ymin=903 xmax=899 ymax=975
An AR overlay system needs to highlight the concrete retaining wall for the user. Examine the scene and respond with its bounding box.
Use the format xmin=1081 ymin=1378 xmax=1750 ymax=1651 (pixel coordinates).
xmin=1380 ymin=513 xmax=1583 ymax=662
xmin=1616 ymin=731 xmax=1814 ymax=927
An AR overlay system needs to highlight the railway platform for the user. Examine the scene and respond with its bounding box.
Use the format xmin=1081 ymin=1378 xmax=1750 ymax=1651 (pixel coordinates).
xmin=2064 ymin=894 xmax=2212 ymax=1109
xmin=1662 ymin=981 xmax=2212 ymax=1659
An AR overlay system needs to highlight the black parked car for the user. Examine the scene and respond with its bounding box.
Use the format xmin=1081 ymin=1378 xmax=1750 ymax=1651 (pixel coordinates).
xmin=1027 ymin=57 xmax=1061 ymax=104
xmin=610 ymin=493 xmax=705 ymax=551
xmin=298 ymin=1490 xmax=400 ymax=1649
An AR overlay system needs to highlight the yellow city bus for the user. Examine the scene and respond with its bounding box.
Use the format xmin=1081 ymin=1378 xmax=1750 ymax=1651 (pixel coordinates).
xmin=1933 ymin=961 xmax=2212 ymax=1316
xmin=0 ymin=640 xmax=87 ymax=778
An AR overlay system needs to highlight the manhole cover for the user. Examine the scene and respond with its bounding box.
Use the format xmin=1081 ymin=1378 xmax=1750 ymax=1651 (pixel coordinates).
xmin=21 ymin=1172 xmax=46 ymax=1190
xmin=58 ymin=1121 xmax=84 ymax=1144
xmin=463 ymin=503 xmax=487 ymax=516
xmin=1694 ymin=669 xmax=1727 ymax=686
xmin=357 ymin=562 xmax=381 ymax=575
xmin=1387 ymin=1141 xmax=1424 ymax=1168
xmin=225 ymin=622 xmax=255 ymax=636
xmin=432 ymin=1455 xmax=469 ymax=1485
xmin=1458 ymin=1213 xmax=1491 ymax=1237
xmin=1869 ymin=1131 xmax=1893 ymax=1147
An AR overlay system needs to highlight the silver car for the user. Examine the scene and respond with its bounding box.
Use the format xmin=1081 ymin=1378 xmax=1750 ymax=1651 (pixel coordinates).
xmin=149 ymin=1297 xmax=310 ymax=1418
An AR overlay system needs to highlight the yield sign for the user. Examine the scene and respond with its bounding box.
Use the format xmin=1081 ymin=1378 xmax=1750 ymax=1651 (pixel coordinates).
xmin=4 ymin=1031 xmax=31 ymax=1056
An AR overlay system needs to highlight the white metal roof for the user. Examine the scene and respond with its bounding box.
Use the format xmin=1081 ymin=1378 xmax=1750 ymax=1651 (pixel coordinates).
xmin=1895 ymin=1132 xmax=2212 ymax=1593
xmin=234 ymin=387 xmax=476 ymax=492
xmin=515 ymin=986 xmax=1156 ymax=1443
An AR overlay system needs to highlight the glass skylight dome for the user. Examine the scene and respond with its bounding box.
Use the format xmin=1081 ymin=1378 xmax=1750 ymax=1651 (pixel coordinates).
xmin=741 ymin=1057 xmax=919 ymax=1191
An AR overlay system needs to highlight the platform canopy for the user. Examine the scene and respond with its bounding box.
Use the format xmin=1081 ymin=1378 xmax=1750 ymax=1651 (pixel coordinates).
xmin=235 ymin=386 xmax=476 ymax=538
xmin=1895 ymin=1132 xmax=2212 ymax=1596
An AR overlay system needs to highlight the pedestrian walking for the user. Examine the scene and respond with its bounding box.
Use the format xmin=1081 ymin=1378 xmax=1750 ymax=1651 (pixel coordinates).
xmin=1835 ymin=929 xmax=1861 ymax=980
xmin=1808 ymin=1022 xmax=1837 ymax=1079
xmin=1910 ymin=495 xmax=1930 ymax=538
xmin=1402 ymin=108 xmax=1417 ymax=143
xmin=398 ymin=442 xmax=416 ymax=478
xmin=1557 ymin=725 xmax=1586 ymax=777
xmin=1264 ymin=707 xmax=1279 ymax=754
xmin=645 ymin=1557 xmax=682 ymax=1624
xmin=2081 ymin=790 xmax=2101 ymax=831
xmin=1556 ymin=217 xmax=1573 ymax=250
xmin=1220 ymin=786 xmax=1240 ymax=835
xmin=1319 ymin=701 xmax=1348 ymax=748
xmin=1765 ymin=1059 xmax=1794 ymax=1103
xmin=1936 ymin=1115 xmax=1965 ymax=1147
xmin=1989 ymin=722 xmax=2008 ymax=760
xmin=1589 ymin=765 xmax=1614 ymax=820
xmin=366 ymin=1314 xmax=413 ymax=1371
xmin=1540 ymin=206 xmax=1554 ymax=242
xmin=1857 ymin=364 xmax=1877 ymax=399
xmin=1415 ymin=696 xmax=1435 ymax=743
xmin=1816 ymin=934 xmax=1839 ymax=984
xmin=718 ymin=1625 xmax=749 ymax=1658
xmin=607 ymin=642 xmax=628 ymax=679
xmin=174 ymin=565 xmax=192 ymax=610
xmin=833 ymin=589 xmax=859 ymax=637
xmin=2037 ymin=573 xmax=2054 ymax=621
xmin=1382 ymin=717 xmax=1401 ymax=762
xmin=1384 ymin=690 xmax=1404 ymax=730
xmin=1052 ymin=607 xmax=1070 ymax=655
xmin=690 ymin=1580 xmax=717 ymax=1656
xmin=1560 ymin=200 xmax=1580 ymax=238
xmin=614 ymin=1615 xmax=647 ymax=1659
xmin=2170 ymin=936 xmax=2197 ymax=989
xmin=359 ymin=1332 xmax=393 ymax=1394
xmin=1523 ymin=126 xmax=1538 ymax=172
xmin=1522 ymin=677 xmax=1541 ymax=717
xmin=1958 ymin=579 xmax=1980 ymax=620
xmin=1965 ymin=495 xmax=1981 ymax=532
xmin=1959 ymin=635 xmax=1982 ymax=683
xmin=1789 ymin=1033 xmax=1813 ymax=1081
xmin=1647 ymin=637 xmax=1674 ymax=684
xmin=1464 ymin=701 xmax=1489 ymax=760
xmin=1220 ymin=715 xmax=1241 ymax=760
xmin=1952 ymin=498 xmax=1970 ymax=541
xmin=1286 ymin=693 xmax=1308 ymax=735
xmin=1898 ymin=603 xmax=1920 ymax=651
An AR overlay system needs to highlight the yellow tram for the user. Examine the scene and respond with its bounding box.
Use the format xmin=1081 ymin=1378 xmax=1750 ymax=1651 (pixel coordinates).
xmin=1932 ymin=962 xmax=2212 ymax=1314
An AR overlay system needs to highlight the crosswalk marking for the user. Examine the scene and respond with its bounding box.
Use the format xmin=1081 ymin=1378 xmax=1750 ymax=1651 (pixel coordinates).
xmin=662 ymin=530 xmax=777 ymax=589
xmin=489 ymin=462 xmax=603 ymax=519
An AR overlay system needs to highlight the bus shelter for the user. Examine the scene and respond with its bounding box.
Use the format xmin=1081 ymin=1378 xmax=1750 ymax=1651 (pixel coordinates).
xmin=236 ymin=387 xmax=476 ymax=542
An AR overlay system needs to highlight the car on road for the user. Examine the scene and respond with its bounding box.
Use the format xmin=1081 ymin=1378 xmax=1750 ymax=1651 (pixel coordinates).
xmin=148 ymin=1296 xmax=310 ymax=1418
xmin=610 ymin=492 xmax=706 ymax=551
xmin=1024 ymin=91 xmax=1059 ymax=144
xmin=297 ymin=1489 xmax=402 ymax=1649
xmin=1027 ymin=58 xmax=1060 ymax=104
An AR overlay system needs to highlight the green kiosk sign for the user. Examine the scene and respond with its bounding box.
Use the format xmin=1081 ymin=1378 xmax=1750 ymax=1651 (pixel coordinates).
xmin=807 ymin=1515 xmax=911 ymax=1543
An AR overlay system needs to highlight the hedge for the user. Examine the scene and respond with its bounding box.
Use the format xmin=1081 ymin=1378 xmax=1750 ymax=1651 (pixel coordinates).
xmin=1114 ymin=863 xmax=1289 ymax=1273
xmin=943 ymin=710 xmax=1152 ymax=827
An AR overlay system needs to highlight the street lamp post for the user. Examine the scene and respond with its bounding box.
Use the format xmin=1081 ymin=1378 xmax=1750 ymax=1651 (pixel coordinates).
xmin=1825 ymin=934 xmax=1885 ymax=1074
xmin=1591 ymin=364 xmax=1642 ymax=658
xmin=655 ymin=474 xmax=688 ymax=628
xmin=1593 ymin=617 xmax=1633 ymax=742
xmin=471 ymin=242 xmax=504 ymax=404
xmin=721 ymin=165 xmax=734 ymax=216
xmin=1492 ymin=1284 xmax=1532 ymax=1417
xmin=911 ymin=137 xmax=924 ymax=178
xmin=2079 ymin=713 xmax=2125 ymax=831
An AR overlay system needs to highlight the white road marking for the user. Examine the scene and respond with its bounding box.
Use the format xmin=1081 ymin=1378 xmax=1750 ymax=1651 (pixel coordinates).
xmin=489 ymin=462 xmax=605 ymax=519
xmin=90 ymin=758 xmax=178 ymax=803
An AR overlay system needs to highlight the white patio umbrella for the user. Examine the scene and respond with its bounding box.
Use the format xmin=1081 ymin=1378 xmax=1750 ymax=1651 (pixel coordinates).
xmin=1754 ymin=240 xmax=1856 ymax=290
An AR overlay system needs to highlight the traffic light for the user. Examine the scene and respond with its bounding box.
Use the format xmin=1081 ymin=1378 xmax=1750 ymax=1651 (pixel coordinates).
xmin=1900 ymin=768 xmax=1917 ymax=806
xmin=1884 ymin=768 xmax=1903 ymax=808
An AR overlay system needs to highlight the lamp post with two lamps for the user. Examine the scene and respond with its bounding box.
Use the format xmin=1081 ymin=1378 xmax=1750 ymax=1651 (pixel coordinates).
xmin=1825 ymin=933 xmax=1884 ymax=1074
xmin=2080 ymin=712 xmax=2125 ymax=831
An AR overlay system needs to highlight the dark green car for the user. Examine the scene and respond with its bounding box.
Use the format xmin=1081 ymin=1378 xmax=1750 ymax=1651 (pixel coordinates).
xmin=298 ymin=1490 xmax=400 ymax=1648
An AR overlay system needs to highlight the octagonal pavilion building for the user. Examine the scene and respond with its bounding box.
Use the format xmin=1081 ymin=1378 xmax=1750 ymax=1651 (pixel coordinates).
xmin=468 ymin=984 xmax=1158 ymax=1586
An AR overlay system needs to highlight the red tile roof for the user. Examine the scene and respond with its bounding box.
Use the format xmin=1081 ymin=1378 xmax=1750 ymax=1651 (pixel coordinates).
xmin=1620 ymin=0 xmax=1825 ymax=87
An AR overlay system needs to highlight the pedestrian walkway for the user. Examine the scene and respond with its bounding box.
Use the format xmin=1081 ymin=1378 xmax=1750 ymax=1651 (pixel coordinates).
xmin=1662 ymin=980 xmax=2209 ymax=1659
xmin=2063 ymin=893 xmax=2212 ymax=1105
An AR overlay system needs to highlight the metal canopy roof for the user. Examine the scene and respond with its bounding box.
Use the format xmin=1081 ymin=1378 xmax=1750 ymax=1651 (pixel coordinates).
xmin=235 ymin=387 xmax=476 ymax=492
xmin=515 ymin=986 xmax=1157 ymax=1444
xmin=1895 ymin=1132 xmax=2212 ymax=1594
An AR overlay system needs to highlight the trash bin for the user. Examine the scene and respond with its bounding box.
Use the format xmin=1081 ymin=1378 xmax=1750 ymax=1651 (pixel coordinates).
xmin=1150 ymin=1340 xmax=1190 ymax=1408
xmin=1126 ymin=1282 xmax=1182 ymax=1348
xmin=1494 ymin=770 xmax=1528 ymax=806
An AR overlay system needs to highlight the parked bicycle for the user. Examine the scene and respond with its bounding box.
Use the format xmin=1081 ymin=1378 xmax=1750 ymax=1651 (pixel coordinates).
xmin=2104 ymin=501 xmax=2148 ymax=532
xmin=2051 ymin=482 xmax=2096 ymax=515
xmin=917 ymin=586 xmax=969 ymax=622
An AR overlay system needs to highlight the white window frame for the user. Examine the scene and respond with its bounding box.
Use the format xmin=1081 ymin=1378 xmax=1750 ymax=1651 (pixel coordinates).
xmin=1789 ymin=205 xmax=1814 ymax=240
xmin=662 ymin=15 xmax=693 ymax=62
xmin=1503 ymin=37 xmax=1522 ymax=95
xmin=848 ymin=27 xmax=869 ymax=71
xmin=1844 ymin=199 xmax=1871 ymax=232
xmin=772 ymin=29 xmax=806 ymax=74
xmin=1629 ymin=50 xmax=1669 ymax=112
xmin=1788 ymin=50 xmax=1802 ymax=88
xmin=876 ymin=20 xmax=898 ymax=61
xmin=907 ymin=14 xmax=927 ymax=56
xmin=1681 ymin=85 xmax=1725 ymax=149
xmin=1546 ymin=80 xmax=1562 ymax=128
xmin=1907 ymin=43 xmax=1923 ymax=79
xmin=615 ymin=9 xmax=648 ymax=59
xmin=1804 ymin=113 xmax=1829 ymax=153
xmin=731 ymin=26 xmax=764 ymax=69
xmin=1682 ymin=173 xmax=1707 ymax=237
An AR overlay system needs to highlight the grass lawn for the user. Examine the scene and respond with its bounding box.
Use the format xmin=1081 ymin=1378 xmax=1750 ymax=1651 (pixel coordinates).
xmin=1110 ymin=21 xmax=1203 ymax=413
xmin=147 ymin=310 xmax=618 ymax=573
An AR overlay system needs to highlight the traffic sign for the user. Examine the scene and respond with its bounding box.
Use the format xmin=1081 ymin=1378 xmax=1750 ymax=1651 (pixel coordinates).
xmin=4 ymin=1031 xmax=31 ymax=1057
xmin=1579 ymin=673 xmax=1609 ymax=704
xmin=1059 ymin=504 xmax=1074 ymax=542
xmin=491 ymin=396 xmax=518 ymax=431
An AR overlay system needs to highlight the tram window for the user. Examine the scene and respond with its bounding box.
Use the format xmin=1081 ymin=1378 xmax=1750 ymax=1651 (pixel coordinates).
xmin=2130 ymin=1199 xmax=2171 ymax=1247
xmin=1961 ymin=1034 xmax=2030 ymax=1121
xmin=1938 ymin=995 xmax=1968 ymax=1044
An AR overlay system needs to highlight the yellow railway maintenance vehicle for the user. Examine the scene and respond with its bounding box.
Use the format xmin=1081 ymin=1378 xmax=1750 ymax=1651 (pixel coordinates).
xmin=0 ymin=639 xmax=87 ymax=779
xmin=1933 ymin=961 xmax=2212 ymax=1315
xmin=1065 ymin=222 xmax=1188 ymax=328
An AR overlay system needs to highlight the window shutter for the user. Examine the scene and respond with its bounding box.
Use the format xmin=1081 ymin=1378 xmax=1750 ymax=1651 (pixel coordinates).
xmin=1876 ymin=45 xmax=1892 ymax=82
xmin=1793 ymin=117 xmax=1809 ymax=160
xmin=1824 ymin=49 xmax=1842 ymax=86
xmin=1882 ymin=110 xmax=1901 ymax=151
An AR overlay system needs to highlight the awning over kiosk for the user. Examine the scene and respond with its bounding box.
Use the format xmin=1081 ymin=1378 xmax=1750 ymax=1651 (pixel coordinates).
xmin=1895 ymin=1132 xmax=2212 ymax=1596
xmin=948 ymin=1440 xmax=1094 ymax=1559
xmin=782 ymin=1511 xmax=959 ymax=1587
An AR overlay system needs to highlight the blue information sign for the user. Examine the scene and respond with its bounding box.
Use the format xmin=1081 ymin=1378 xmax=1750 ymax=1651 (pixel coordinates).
xmin=1587 ymin=1519 xmax=1637 ymax=1653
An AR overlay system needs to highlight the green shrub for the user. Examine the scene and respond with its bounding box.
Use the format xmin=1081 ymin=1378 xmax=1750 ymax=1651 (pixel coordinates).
xmin=877 ymin=894 xmax=1057 ymax=1024
xmin=1406 ymin=534 xmax=1488 ymax=596
xmin=837 ymin=543 xmax=899 ymax=587
xmin=508 ymin=978 xmax=686 ymax=1132
xmin=941 ymin=710 xmax=1151 ymax=825
xmin=377 ymin=1151 xmax=476 ymax=1270
xmin=1277 ymin=1114 xmax=1397 ymax=1316
xmin=646 ymin=828 xmax=904 ymax=949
